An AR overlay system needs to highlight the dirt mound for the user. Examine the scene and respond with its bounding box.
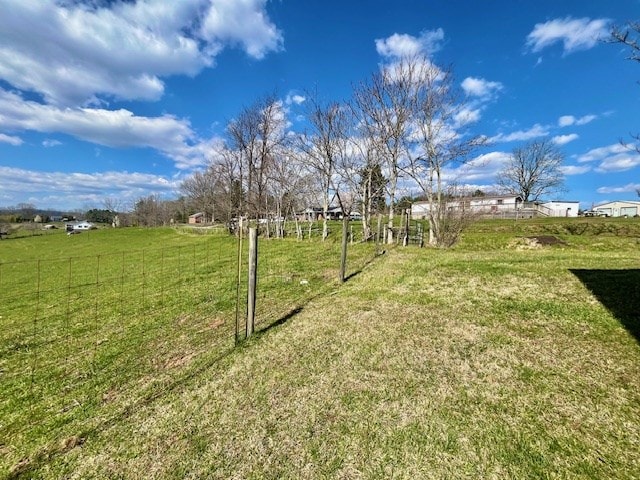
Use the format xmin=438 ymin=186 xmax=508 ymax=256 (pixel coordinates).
xmin=509 ymin=235 xmax=567 ymax=250
xmin=526 ymin=235 xmax=566 ymax=246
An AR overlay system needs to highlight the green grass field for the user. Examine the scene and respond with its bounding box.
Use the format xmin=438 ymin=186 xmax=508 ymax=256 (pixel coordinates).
xmin=1 ymin=219 xmax=639 ymax=478
xmin=0 ymin=224 xmax=377 ymax=478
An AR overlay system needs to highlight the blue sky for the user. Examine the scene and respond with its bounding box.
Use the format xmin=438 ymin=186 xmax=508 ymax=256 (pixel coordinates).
xmin=0 ymin=0 xmax=639 ymax=211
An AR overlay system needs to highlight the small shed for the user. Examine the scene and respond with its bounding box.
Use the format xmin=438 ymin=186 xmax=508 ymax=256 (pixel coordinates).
xmin=188 ymin=212 xmax=205 ymax=224
xmin=540 ymin=201 xmax=580 ymax=217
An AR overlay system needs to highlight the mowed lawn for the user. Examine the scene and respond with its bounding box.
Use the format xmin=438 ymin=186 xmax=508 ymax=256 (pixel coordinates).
xmin=5 ymin=221 xmax=640 ymax=479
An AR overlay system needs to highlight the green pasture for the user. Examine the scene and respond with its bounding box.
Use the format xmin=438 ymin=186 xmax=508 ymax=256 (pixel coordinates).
xmin=0 ymin=224 xmax=377 ymax=477
xmin=1 ymin=218 xmax=639 ymax=478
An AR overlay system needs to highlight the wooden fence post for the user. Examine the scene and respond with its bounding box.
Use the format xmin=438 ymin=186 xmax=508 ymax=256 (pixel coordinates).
xmin=403 ymin=209 xmax=410 ymax=247
xmin=246 ymin=227 xmax=258 ymax=338
xmin=339 ymin=216 xmax=349 ymax=283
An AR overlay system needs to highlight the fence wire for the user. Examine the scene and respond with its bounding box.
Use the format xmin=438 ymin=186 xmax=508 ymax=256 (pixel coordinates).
xmin=0 ymin=226 xmax=380 ymax=473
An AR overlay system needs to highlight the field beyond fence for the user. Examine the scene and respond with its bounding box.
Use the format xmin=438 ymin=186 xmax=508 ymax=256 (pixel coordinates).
xmin=0 ymin=225 xmax=378 ymax=476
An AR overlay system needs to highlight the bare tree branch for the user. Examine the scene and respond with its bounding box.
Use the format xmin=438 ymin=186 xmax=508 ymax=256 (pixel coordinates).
xmin=496 ymin=138 xmax=566 ymax=202
xmin=609 ymin=21 xmax=640 ymax=63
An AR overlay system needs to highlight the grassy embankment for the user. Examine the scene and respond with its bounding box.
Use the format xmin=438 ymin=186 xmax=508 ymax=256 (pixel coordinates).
xmin=2 ymin=218 xmax=640 ymax=478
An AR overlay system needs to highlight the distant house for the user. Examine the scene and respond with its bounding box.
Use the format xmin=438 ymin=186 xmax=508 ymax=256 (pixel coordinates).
xmin=188 ymin=212 xmax=205 ymax=224
xmin=298 ymin=206 xmax=346 ymax=221
xmin=299 ymin=207 xmax=323 ymax=221
xmin=412 ymin=196 xmax=583 ymax=219
xmin=411 ymin=194 xmax=523 ymax=219
xmin=66 ymin=221 xmax=94 ymax=232
xmin=593 ymin=200 xmax=640 ymax=217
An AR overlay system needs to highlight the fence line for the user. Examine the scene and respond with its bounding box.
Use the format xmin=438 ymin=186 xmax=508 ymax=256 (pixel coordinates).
xmin=0 ymin=227 xmax=381 ymax=473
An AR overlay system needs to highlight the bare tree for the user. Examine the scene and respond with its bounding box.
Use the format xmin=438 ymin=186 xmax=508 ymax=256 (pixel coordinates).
xmin=297 ymin=95 xmax=351 ymax=240
xmin=266 ymin=150 xmax=308 ymax=238
xmin=352 ymin=136 xmax=386 ymax=240
xmin=404 ymin=61 xmax=487 ymax=247
xmin=352 ymin=59 xmax=417 ymax=244
xmin=497 ymin=138 xmax=565 ymax=202
xmin=134 ymin=194 xmax=172 ymax=226
xmin=102 ymin=197 xmax=122 ymax=214
xmin=16 ymin=203 xmax=36 ymax=221
xmin=227 ymin=94 xmax=287 ymax=223
xmin=216 ymin=147 xmax=244 ymax=225
xmin=180 ymin=168 xmax=219 ymax=222
xmin=180 ymin=144 xmax=245 ymax=227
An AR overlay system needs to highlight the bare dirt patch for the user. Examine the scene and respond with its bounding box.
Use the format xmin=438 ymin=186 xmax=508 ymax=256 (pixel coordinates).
xmin=527 ymin=235 xmax=567 ymax=246
xmin=510 ymin=235 xmax=567 ymax=249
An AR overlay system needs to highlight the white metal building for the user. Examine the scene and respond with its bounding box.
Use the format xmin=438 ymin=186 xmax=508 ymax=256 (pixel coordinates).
xmin=593 ymin=201 xmax=640 ymax=217
xmin=540 ymin=201 xmax=580 ymax=217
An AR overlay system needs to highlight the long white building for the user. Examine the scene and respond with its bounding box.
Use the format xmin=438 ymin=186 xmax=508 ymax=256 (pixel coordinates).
xmin=593 ymin=201 xmax=640 ymax=217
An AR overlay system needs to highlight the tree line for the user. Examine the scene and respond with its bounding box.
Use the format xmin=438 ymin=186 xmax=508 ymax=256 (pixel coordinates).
xmin=179 ymin=56 xmax=493 ymax=247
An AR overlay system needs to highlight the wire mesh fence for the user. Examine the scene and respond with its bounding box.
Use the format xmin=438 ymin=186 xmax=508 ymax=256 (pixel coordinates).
xmin=0 ymin=225 xmax=380 ymax=472
xmin=1 ymin=237 xmax=239 ymax=462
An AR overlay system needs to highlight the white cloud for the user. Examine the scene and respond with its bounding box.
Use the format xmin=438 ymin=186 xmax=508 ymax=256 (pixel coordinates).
xmin=0 ymin=0 xmax=282 ymax=106
xmin=0 ymin=88 xmax=212 ymax=169
xmin=559 ymin=165 xmax=590 ymax=175
xmin=449 ymin=151 xmax=511 ymax=183
xmin=558 ymin=115 xmax=575 ymax=127
xmin=596 ymin=183 xmax=640 ymax=194
xmin=596 ymin=153 xmax=640 ymax=173
xmin=375 ymin=29 xmax=444 ymax=59
xmin=0 ymin=165 xmax=179 ymax=209
xmin=461 ymin=77 xmax=503 ymax=99
xmin=577 ymin=143 xmax=640 ymax=172
xmin=0 ymin=133 xmax=23 ymax=146
xmin=575 ymin=114 xmax=597 ymax=125
xmin=380 ymin=56 xmax=443 ymax=85
xmin=200 ymin=0 xmax=283 ymax=60
xmin=526 ymin=17 xmax=610 ymax=55
xmin=577 ymin=143 xmax=629 ymax=163
xmin=453 ymin=108 xmax=481 ymax=128
xmin=552 ymin=133 xmax=579 ymax=145
xmin=42 ymin=139 xmax=62 ymax=147
xmin=558 ymin=114 xmax=597 ymax=127
xmin=489 ymin=124 xmax=549 ymax=143
xmin=285 ymin=93 xmax=306 ymax=105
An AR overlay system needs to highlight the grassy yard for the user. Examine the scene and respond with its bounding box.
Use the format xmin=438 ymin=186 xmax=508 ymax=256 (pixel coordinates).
xmin=2 ymin=220 xmax=639 ymax=478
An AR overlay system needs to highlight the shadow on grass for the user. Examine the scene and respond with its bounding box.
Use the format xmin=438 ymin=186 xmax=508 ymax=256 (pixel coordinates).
xmin=344 ymin=251 xmax=385 ymax=282
xmin=254 ymin=306 xmax=304 ymax=337
xmin=570 ymin=269 xmax=640 ymax=343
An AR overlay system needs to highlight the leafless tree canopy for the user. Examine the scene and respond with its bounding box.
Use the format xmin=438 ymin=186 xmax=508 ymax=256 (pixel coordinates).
xmin=610 ymin=21 xmax=640 ymax=63
xmin=402 ymin=60 xmax=487 ymax=247
xmin=172 ymin=56 xmax=487 ymax=247
xmin=497 ymin=138 xmax=565 ymax=202
xmin=609 ymin=21 xmax=640 ymax=155
xmin=297 ymin=94 xmax=351 ymax=240
xmin=352 ymin=58 xmax=418 ymax=244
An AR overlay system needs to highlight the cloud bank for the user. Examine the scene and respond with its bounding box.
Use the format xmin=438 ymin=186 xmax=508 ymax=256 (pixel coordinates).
xmin=0 ymin=0 xmax=282 ymax=106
